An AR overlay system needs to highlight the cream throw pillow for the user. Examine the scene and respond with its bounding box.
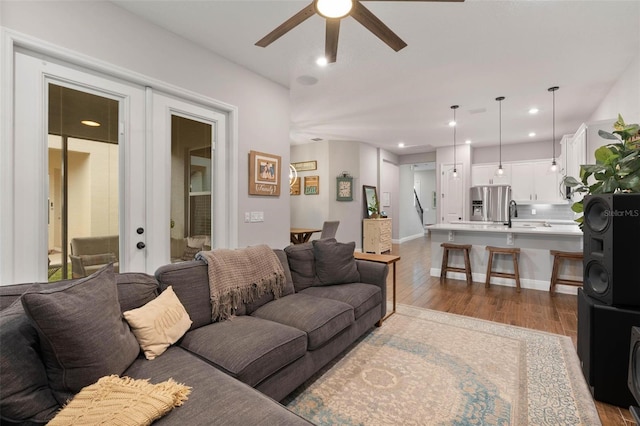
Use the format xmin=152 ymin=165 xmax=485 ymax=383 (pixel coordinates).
xmin=123 ymin=286 xmax=192 ymax=360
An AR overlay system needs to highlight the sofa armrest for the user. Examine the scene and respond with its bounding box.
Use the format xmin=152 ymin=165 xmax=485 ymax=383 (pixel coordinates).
xmin=69 ymin=255 xmax=87 ymax=278
xmin=356 ymin=260 xmax=388 ymax=318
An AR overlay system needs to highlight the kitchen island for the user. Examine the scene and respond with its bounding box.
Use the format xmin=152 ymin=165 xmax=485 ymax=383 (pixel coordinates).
xmin=427 ymin=221 xmax=583 ymax=294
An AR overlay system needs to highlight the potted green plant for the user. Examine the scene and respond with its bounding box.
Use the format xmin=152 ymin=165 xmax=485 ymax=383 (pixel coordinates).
xmin=368 ymin=193 xmax=380 ymax=218
xmin=563 ymin=114 xmax=640 ymax=227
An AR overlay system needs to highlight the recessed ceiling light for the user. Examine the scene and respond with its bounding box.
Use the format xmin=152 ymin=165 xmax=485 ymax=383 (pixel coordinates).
xmin=529 ymin=132 xmax=536 ymax=137
xmin=465 ymin=139 xmax=471 ymax=144
xmin=81 ymin=120 xmax=101 ymax=127
xmin=448 ymin=120 xmax=456 ymax=127
xmin=316 ymin=57 xmax=328 ymax=67
xmin=398 ymin=142 xmax=405 ymax=148
xmin=529 ymin=108 xmax=539 ymax=114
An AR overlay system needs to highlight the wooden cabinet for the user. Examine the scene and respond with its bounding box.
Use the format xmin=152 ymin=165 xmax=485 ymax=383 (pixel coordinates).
xmin=511 ymin=160 xmax=564 ymax=203
xmin=471 ymin=164 xmax=511 ymax=186
xmin=363 ymin=218 xmax=392 ymax=254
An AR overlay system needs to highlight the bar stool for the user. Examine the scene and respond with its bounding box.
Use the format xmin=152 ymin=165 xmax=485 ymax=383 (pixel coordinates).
xmin=440 ymin=243 xmax=472 ymax=286
xmin=549 ymin=250 xmax=583 ymax=295
xmin=485 ymin=246 xmax=521 ymax=292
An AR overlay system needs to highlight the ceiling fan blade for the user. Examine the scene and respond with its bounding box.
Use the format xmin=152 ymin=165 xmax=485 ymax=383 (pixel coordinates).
xmin=351 ymin=2 xmax=407 ymax=52
xmin=255 ymin=3 xmax=316 ymax=47
xmin=325 ymin=19 xmax=340 ymax=63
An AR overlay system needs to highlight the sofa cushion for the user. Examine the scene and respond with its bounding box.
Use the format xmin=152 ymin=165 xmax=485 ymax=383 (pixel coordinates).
xmin=123 ymin=346 xmax=313 ymax=425
xmin=20 ymin=265 xmax=140 ymax=404
xmin=155 ymin=261 xmax=220 ymax=329
xmin=124 ymin=286 xmax=192 ymax=360
xmin=284 ymin=242 xmax=319 ymax=291
xmin=179 ymin=316 xmax=307 ymax=387
xmin=0 ymin=299 xmax=60 ymax=424
xmin=312 ymin=239 xmax=360 ymax=285
xmin=116 ymin=272 xmax=159 ymax=312
xmin=181 ymin=245 xmax=200 ymax=261
xmin=300 ymin=283 xmax=381 ymax=319
xmin=251 ymin=293 xmax=354 ymax=350
xmin=79 ymin=252 xmax=116 ymax=266
xmin=244 ymin=249 xmax=295 ymax=314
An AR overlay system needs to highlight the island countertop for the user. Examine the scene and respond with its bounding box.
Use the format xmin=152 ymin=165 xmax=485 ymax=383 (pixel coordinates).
xmin=427 ymin=220 xmax=583 ymax=294
xmin=427 ymin=221 xmax=582 ymax=236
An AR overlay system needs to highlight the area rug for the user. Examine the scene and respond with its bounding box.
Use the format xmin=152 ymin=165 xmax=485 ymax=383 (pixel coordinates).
xmin=284 ymin=304 xmax=601 ymax=425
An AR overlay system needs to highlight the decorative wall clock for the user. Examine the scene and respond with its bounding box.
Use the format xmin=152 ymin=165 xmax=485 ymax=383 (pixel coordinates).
xmin=336 ymin=173 xmax=353 ymax=201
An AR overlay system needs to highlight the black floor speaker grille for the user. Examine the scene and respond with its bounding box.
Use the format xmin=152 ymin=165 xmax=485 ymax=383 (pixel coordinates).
xmin=578 ymin=289 xmax=640 ymax=407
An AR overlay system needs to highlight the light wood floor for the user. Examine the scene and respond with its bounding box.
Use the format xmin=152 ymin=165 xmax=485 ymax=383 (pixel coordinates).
xmin=385 ymin=235 xmax=635 ymax=426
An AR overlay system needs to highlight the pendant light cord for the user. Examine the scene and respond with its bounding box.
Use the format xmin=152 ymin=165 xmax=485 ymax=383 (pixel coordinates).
xmin=548 ymin=86 xmax=559 ymax=165
xmin=451 ymin=105 xmax=459 ymax=174
xmin=496 ymin=97 xmax=505 ymax=168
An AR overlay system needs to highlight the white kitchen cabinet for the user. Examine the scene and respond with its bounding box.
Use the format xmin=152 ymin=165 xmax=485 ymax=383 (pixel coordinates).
xmin=511 ymin=160 xmax=564 ymax=203
xmin=562 ymin=124 xmax=587 ymax=181
xmin=471 ymin=163 xmax=511 ymax=186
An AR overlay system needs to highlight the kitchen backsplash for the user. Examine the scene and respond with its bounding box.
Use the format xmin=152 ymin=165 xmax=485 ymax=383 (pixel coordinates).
xmin=515 ymin=203 xmax=577 ymax=221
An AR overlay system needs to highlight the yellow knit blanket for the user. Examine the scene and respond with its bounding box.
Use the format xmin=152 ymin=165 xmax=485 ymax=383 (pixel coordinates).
xmin=196 ymin=245 xmax=286 ymax=321
xmin=47 ymin=375 xmax=191 ymax=426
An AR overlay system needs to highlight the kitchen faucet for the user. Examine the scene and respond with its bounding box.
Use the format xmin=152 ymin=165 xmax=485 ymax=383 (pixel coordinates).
xmin=508 ymin=200 xmax=518 ymax=228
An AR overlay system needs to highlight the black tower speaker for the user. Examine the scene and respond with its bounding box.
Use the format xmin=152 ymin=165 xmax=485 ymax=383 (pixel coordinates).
xmin=578 ymin=289 xmax=640 ymax=407
xmin=582 ymin=194 xmax=640 ymax=308
xmin=630 ymin=327 xmax=640 ymax=422
xmin=630 ymin=326 xmax=640 ymax=403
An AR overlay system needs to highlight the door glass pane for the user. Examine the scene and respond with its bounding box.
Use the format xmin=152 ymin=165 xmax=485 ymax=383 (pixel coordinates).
xmin=170 ymin=115 xmax=213 ymax=262
xmin=48 ymin=84 xmax=119 ymax=281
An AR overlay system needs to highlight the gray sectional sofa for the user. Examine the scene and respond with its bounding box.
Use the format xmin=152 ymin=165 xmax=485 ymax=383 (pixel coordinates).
xmin=0 ymin=239 xmax=388 ymax=425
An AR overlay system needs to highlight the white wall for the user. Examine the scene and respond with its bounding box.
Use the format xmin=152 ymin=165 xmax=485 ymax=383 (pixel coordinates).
xmin=1 ymin=1 xmax=292 ymax=250
xmin=472 ymin=140 xmax=559 ymax=165
xmin=589 ymin=55 xmax=640 ymax=123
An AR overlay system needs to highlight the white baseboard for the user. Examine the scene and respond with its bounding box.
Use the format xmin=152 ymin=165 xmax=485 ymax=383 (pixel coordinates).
xmin=396 ymin=233 xmax=425 ymax=244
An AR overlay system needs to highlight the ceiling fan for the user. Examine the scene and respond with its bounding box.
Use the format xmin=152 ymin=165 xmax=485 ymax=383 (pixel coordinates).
xmin=255 ymin=0 xmax=464 ymax=63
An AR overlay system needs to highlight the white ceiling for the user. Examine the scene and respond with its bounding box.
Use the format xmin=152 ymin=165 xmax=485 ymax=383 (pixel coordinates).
xmin=113 ymin=0 xmax=640 ymax=155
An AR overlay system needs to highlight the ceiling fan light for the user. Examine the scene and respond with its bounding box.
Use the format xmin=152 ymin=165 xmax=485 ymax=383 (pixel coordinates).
xmin=315 ymin=0 xmax=353 ymax=19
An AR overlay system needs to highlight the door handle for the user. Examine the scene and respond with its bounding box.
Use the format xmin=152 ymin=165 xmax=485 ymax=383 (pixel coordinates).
xmin=136 ymin=242 xmax=146 ymax=249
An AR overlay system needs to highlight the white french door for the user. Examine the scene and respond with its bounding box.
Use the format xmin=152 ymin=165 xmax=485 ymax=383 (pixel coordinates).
xmin=10 ymin=50 xmax=147 ymax=282
xmin=147 ymin=92 xmax=228 ymax=273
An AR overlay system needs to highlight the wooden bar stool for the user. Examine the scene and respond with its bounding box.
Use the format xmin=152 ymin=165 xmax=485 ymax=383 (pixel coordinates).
xmin=440 ymin=243 xmax=472 ymax=286
xmin=485 ymin=246 xmax=521 ymax=292
xmin=549 ymin=250 xmax=583 ymax=295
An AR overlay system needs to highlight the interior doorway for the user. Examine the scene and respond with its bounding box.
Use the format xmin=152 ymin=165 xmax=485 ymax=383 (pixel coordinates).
xmin=440 ymin=163 xmax=464 ymax=223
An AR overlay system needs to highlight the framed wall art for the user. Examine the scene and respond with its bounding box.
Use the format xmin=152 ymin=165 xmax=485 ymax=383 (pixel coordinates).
xmin=248 ymin=150 xmax=281 ymax=196
xmin=291 ymin=160 xmax=317 ymax=172
xmin=336 ymin=173 xmax=353 ymax=201
xmin=290 ymin=177 xmax=301 ymax=195
xmin=304 ymin=176 xmax=319 ymax=195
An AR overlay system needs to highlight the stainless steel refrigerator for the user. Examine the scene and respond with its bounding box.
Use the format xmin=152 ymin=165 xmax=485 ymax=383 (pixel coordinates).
xmin=470 ymin=185 xmax=512 ymax=223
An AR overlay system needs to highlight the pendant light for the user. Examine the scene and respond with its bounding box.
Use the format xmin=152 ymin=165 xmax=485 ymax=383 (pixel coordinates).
xmin=495 ymin=96 xmax=505 ymax=175
xmin=451 ymin=105 xmax=459 ymax=179
xmin=548 ymin=86 xmax=559 ymax=172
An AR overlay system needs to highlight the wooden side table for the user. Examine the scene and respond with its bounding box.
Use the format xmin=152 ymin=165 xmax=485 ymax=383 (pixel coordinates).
xmin=354 ymin=252 xmax=400 ymax=325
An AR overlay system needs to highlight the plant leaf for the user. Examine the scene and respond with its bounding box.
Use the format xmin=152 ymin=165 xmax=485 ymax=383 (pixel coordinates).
xmin=599 ymin=129 xmax=621 ymax=141
xmin=571 ymin=201 xmax=583 ymax=213
xmin=601 ymin=176 xmax=619 ymax=193
xmin=563 ymin=176 xmax=582 ymax=187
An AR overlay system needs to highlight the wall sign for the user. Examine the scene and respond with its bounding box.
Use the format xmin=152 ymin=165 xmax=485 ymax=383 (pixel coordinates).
xmin=304 ymin=176 xmax=319 ymax=195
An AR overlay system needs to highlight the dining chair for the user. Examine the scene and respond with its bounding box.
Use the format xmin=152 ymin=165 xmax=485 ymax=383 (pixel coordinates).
xmin=320 ymin=221 xmax=340 ymax=239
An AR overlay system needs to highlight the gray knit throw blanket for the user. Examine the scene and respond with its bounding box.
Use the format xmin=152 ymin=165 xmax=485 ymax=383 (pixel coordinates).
xmin=196 ymin=245 xmax=285 ymax=321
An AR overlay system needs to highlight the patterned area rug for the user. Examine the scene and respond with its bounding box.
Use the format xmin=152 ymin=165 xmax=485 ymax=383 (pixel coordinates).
xmin=285 ymin=304 xmax=600 ymax=425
